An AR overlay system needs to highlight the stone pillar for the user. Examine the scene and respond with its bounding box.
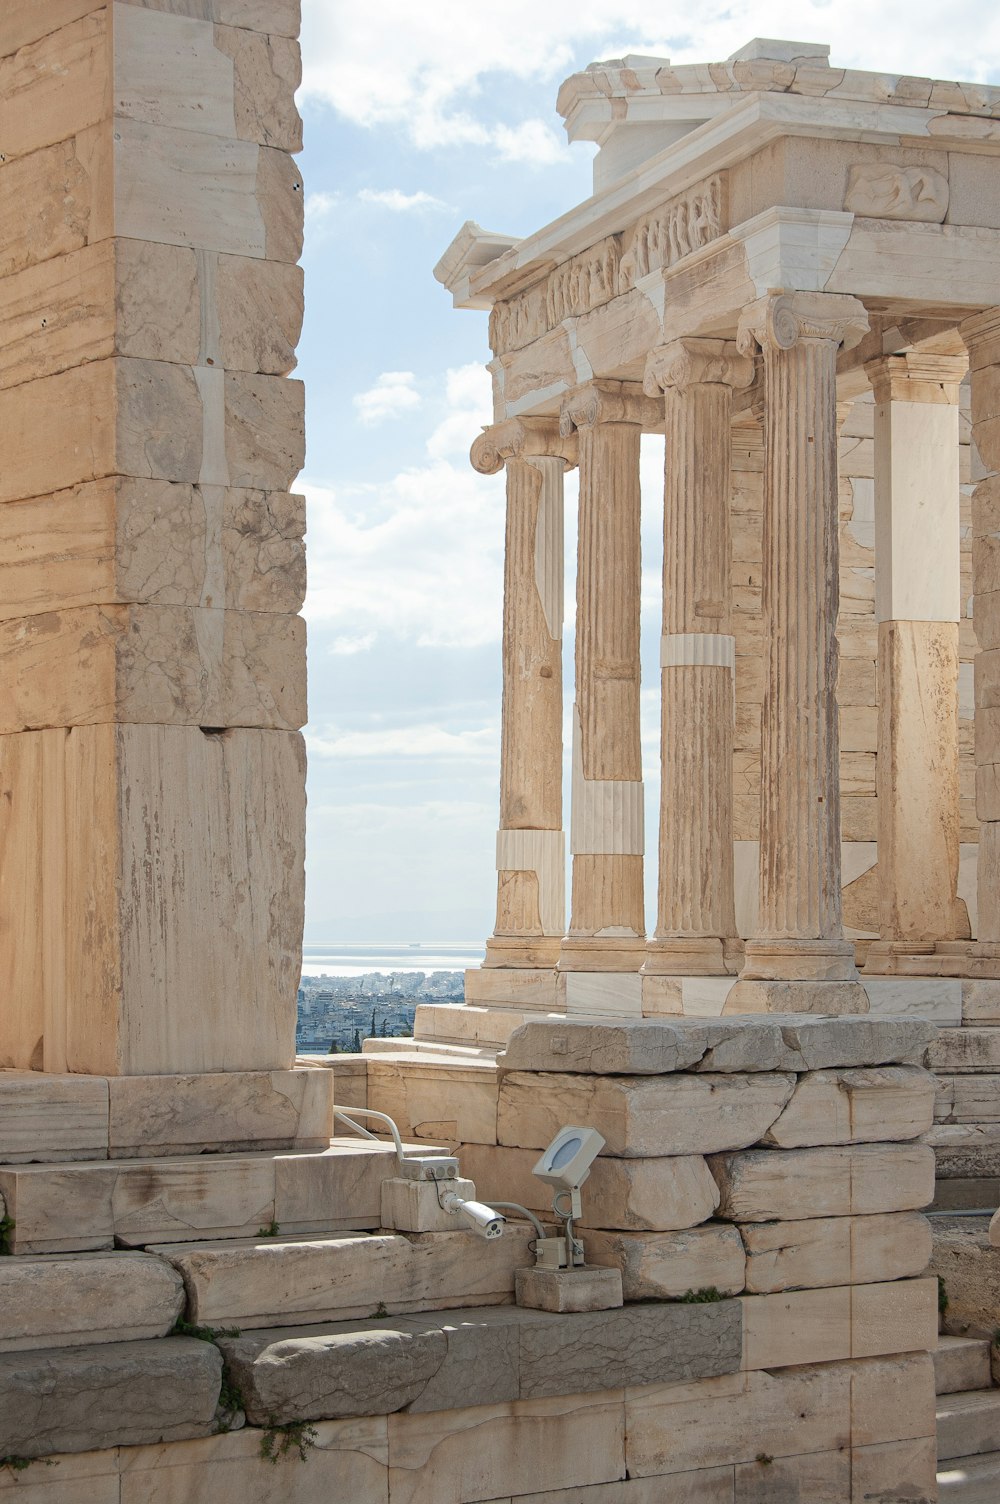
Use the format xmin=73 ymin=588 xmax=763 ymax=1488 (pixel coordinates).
xmin=557 ymin=381 xmax=660 ymax=1000
xmin=862 ymin=355 xmax=968 ymax=970
xmin=0 ymin=0 xmax=306 ymax=1072
xmin=641 ymin=338 xmax=754 ymax=982
xmin=728 ymin=292 xmax=870 ymax=1014
xmin=963 ymin=309 xmax=1000 ymax=955
xmin=468 ymin=419 xmax=576 ymax=993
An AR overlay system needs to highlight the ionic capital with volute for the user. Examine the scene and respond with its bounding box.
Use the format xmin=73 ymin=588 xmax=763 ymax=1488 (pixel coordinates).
xmin=470 ymin=417 xmax=577 ymax=476
xmin=737 ymin=290 xmax=870 ymax=357
xmin=865 ymin=352 xmax=968 ymax=406
xmin=643 ymin=338 xmax=755 ymax=397
xmin=558 ymin=379 xmax=662 ymax=438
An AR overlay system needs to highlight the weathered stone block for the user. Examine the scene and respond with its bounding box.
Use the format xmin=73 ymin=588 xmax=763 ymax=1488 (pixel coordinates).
xmin=0 ymin=479 xmax=306 ymax=621
xmin=935 ymin=1333 xmax=993 ymax=1394
xmin=0 ymin=128 xmax=112 ymax=278
xmin=930 ymin=1214 xmax=1000 ymax=1336
xmin=515 ymin=1266 xmax=623 ymax=1313
xmin=117 ymin=1418 xmax=388 ymax=1504
xmin=927 ymin=1026 xmax=1000 ymax=1071
xmin=0 ymin=604 xmax=305 ymax=733
xmin=0 ymin=11 xmax=108 ymax=163
xmin=224 ymin=371 xmax=305 ymax=489
xmin=387 ymin=1390 xmax=626 ymax=1504
xmin=0 ymin=725 xmax=304 ymax=1075
xmin=0 ymin=1071 xmax=108 ymax=1161
xmin=366 ymin=1057 xmax=498 ymax=1145
xmin=0 ymin=1337 xmax=222 ymax=1459
xmin=585 ymin=1225 xmax=746 ymax=1299
xmin=213 ymin=24 xmax=303 ymax=153
xmin=216 ymin=255 xmax=304 ymax=376
xmin=741 ymin=1210 xmax=932 ymax=1293
xmin=0 ymin=1252 xmax=184 ymax=1352
xmin=498 ymin=1071 xmax=796 ymax=1157
xmin=761 ymin=1065 xmax=935 ymax=1147
xmin=740 ymin=1278 xmax=936 ymax=1370
xmin=459 ymin=1142 xmax=721 ymax=1232
xmin=380 ymin=1177 xmax=479 ymax=1234
xmin=107 ymin=1068 xmax=334 ymax=1157
xmin=709 ymin=1142 xmax=935 ymax=1222
xmin=155 ymin=1227 xmax=537 ymax=1329
xmin=500 ymin=1017 xmax=708 ymax=1075
xmin=272 ymin=1141 xmax=404 ymax=1234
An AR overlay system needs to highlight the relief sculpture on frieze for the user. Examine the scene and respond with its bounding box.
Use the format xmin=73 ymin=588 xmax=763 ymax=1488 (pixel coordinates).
xmin=489 ymin=172 xmax=727 ymax=355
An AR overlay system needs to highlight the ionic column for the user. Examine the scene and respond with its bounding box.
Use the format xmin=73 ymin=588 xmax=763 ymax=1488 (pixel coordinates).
xmin=862 ymin=354 xmax=968 ymax=969
xmin=642 ymin=339 xmax=754 ymax=977
xmin=558 ymin=381 xmax=660 ymax=981
xmin=470 ymin=419 xmax=576 ymax=974
xmin=962 ymin=309 xmax=1000 ymax=953
xmin=728 ymin=291 xmax=870 ymax=1013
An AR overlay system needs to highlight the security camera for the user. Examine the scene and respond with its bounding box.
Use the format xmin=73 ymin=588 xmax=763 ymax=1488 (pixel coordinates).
xmin=532 ymin=1126 xmax=606 ymax=1197
xmin=440 ymin=1190 xmax=506 ymax=1240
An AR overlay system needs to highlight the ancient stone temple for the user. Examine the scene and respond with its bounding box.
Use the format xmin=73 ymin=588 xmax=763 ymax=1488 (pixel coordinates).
xmin=2 ymin=18 xmax=999 ymax=1502
xmin=433 ymin=37 xmax=1000 ymax=1038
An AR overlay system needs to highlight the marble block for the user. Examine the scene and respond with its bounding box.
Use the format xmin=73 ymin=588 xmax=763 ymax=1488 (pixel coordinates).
xmin=0 ymin=1252 xmax=184 ymax=1352
xmin=515 ymin=1266 xmax=623 ymax=1313
xmin=926 ymin=1027 xmax=1000 ymax=1071
xmin=740 ymin=1211 xmax=932 ymax=1292
xmin=709 ymin=1142 xmax=936 ymax=1222
xmin=498 ymin=1070 xmax=796 ymax=1157
xmin=152 ymin=1227 xmax=538 ymax=1329
xmin=380 ymin=1177 xmax=479 ymax=1234
xmin=365 ymin=1056 xmax=499 ymax=1146
xmin=458 ymin=1142 xmax=722 ymax=1232
xmin=761 ymin=1065 xmax=935 ymax=1147
xmin=0 ymin=1337 xmax=222 ymax=1459
xmin=107 ymin=1068 xmax=334 ymax=1156
xmin=930 ymin=1214 xmax=1000 ymax=1336
xmin=0 ymin=724 xmax=304 ymax=1076
xmin=585 ymin=1225 xmax=747 ymax=1299
xmin=740 ymin=1278 xmax=937 ymax=1370
xmin=0 ymin=1072 xmax=109 ymax=1160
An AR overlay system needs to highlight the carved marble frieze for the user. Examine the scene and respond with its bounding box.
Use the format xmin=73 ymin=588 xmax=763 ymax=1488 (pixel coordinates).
xmin=489 ymin=174 xmax=726 ymax=355
xmin=843 ymin=163 xmax=949 ymax=222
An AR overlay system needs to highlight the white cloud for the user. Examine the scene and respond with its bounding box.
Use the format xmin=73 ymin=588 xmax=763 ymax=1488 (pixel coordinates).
xmin=357 ymin=187 xmax=450 ymax=212
xmin=329 ymin=632 xmax=376 ymax=656
xmin=301 ymin=0 xmax=1000 ymax=167
xmin=353 ymin=371 xmax=422 ymax=427
xmin=306 ymin=725 xmax=497 ymax=760
xmin=425 ymin=363 xmax=493 ymax=461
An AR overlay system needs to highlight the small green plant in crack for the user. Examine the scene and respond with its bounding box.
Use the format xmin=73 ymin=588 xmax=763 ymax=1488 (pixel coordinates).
xmin=756 ymin=1453 xmax=774 ymax=1466
xmin=676 ymin=1287 xmax=724 ymax=1303
xmin=938 ymin=1275 xmax=949 ymax=1317
xmin=257 ymin=1220 xmax=280 ymax=1238
xmin=373 ymin=1301 xmax=388 ymax=1319
xmin=172 ymin=1319 xmax=242 ymax=1341
xmin=259 ymin=1418 xmax=319 ymax=1464
xmin=1 ymin=1458 xmax=53 ymax=1476
xmin=0 ymin=1215 xmax=15 ymax=1256
xmin=214 ymin=1371 xmax=247 ymax=1434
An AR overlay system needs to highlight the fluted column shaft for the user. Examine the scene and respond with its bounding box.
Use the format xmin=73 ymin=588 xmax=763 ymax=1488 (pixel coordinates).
xmin=559 ymin=381 xmax=660 ymax=974
xmin=962 ymin=308 xmax=1000 ymax=948
xmin=736 ymin=292 xmax=869 ymax=992
xmin=471 ymin=419 xmax=576 ymax=969
xmin=643 ymin=340 xmax=753 ymax=976
xmin=862 ymin=354 xmax=967 ymax=965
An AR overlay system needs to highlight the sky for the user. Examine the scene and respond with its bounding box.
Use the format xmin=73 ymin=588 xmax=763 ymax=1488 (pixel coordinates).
xmin=295 ymin=0 xmax=1000 ymax=944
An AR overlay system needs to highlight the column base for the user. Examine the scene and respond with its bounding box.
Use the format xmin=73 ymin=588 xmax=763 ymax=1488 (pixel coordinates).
xmin=641 ymin=936 xmax=742 ymax=977
xmin=484 ymin=935 xmax=562 ymax=969
xmin=740 ymin=939 xmax=860 ymax=983
xmin=557 ymin=935 xmax=646 ymax=973
xmin=723 ymin=978 xmax=870 ymax=1015
xmin=861 ymin=941 xmax=1000 ymax=980
xmin=463 ymin=966 xmax=563 ymax=1012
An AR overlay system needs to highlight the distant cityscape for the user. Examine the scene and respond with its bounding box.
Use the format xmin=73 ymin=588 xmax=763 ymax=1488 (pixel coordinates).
xmin=295 ymin=969 xmax=465 ymax=1053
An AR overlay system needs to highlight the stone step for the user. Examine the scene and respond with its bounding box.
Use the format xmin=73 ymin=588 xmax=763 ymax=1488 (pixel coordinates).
xmin=149 ymin=1225 xmax=537 ymax=1329
xmin=0 ymin=1250 xmax=184 ymax=1352
xmin=0 ymin=1066 xmax=335 ymax=1162
xmin=0 ymin=1138 xmax=434 ymax=1254
xmin=938 ymin=1451 xmax=1000 ymax=1501
xmin=363 ymin=1052 xmax=499 ymax=1147
xmin=936 ymin=1336 xmax=993 ymax=1395
xmin=214 ymin=1299 xmax=741 ymax=1425
xmin=0 ymin=1336 xmax=223 ymax=1460
xmin=938 ymin=1390 xmax=1000 ymax=1461
xmin=360 ymin=1039 xmax=499 ymax=1059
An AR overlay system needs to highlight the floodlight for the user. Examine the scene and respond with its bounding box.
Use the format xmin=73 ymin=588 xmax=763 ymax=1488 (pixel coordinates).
xmin=532 ymin=1126 xmax=605 ymax=1196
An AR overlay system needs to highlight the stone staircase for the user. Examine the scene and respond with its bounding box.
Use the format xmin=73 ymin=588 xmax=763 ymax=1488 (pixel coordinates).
xmin=937 ymin=1336 xmax=1000 ymax=1498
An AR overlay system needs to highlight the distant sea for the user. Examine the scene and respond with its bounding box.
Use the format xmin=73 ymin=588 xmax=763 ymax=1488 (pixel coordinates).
xmin=301 ymin=942 xmax=485 ymax=978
